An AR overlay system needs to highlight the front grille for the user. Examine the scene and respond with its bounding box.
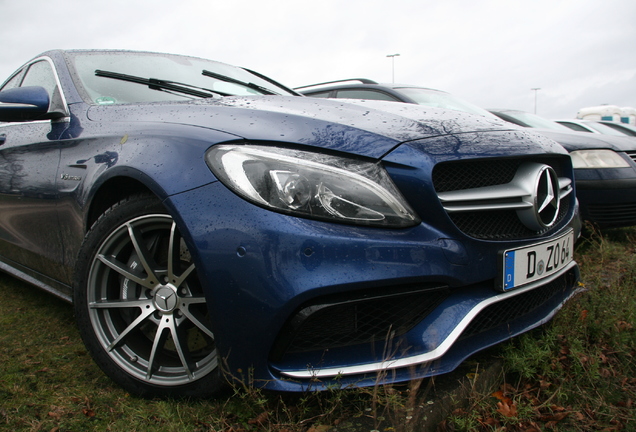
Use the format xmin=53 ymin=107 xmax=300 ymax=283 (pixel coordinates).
xmin=588 ymin=202 xmax=636 ymax=227
xmin=460 ymin=269 xmax=576 ymax=340
xmin=433 ymin=157 xmax=572 ymax=240
xmin=626 ymin=151 xmax=636 ymax=164
xmin=272 ymin=286 xmax=450 ymax=358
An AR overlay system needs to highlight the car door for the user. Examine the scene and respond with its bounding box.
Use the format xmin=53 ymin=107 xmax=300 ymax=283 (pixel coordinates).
xmin=0 ymin=59 xmax=70 ymax=284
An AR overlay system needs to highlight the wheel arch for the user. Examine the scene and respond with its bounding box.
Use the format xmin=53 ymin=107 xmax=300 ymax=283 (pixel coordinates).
xmin=85 ymin=175 xmax=161 ymax=231
xmin=79 ymin=168 xmax=209 ymax=293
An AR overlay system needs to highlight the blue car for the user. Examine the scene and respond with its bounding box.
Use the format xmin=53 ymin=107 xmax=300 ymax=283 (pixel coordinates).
xmin=0 ymin=50 xmax=581 ymax=398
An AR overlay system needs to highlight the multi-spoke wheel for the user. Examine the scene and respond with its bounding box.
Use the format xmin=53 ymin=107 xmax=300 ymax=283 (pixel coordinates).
xmin=74 ymin=195 xmax=221 ymax=397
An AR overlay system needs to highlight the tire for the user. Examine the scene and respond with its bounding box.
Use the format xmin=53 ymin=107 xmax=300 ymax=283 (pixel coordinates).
xmin=74 ymin=194 xmax=223 ymax=398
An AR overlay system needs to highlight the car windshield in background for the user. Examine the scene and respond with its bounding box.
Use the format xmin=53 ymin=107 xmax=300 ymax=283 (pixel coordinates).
xmin=580 ymin=121 xmax=631 ymax=136
xmin=69 ymin=51 xmax=295 ymax=104
xmin=502 ymin=111 xmax=573 ymax=131
xmin=600 ymin=121 xmax=636 ymax=137
xmin=395 ymin=87 xmax=497 ymax=118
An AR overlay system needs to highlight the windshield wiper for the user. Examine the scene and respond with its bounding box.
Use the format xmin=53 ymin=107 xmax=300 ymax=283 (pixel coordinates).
xmin=241 ymin=67 xmax=301 ymax=96
xmin=201 ymin=69 xmax=277 ymax=95
xmin=95 ymin=70 xmax=230 ymax=98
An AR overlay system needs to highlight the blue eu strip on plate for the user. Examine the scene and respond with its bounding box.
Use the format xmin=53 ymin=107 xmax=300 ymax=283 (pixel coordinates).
xmin=504 ymin=250 xmax=515 ymax=290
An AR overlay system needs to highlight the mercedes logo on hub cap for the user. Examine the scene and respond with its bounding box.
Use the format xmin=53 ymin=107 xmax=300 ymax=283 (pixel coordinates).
xmin=153 ymin=286 xmax=178 ymax=313
xmin=517 ymin=163 xmax=561 ymax=231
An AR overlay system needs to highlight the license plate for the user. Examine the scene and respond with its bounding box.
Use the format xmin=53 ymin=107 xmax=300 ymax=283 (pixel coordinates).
xmin=499 ymin=230 xmax=574 ymax=291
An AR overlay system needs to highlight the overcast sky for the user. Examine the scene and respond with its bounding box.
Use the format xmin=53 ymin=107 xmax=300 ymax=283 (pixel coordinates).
xmin=1 ymin=0 xmax=634 ymax=119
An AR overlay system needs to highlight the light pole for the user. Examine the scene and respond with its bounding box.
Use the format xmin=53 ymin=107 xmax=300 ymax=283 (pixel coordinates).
xmin=531 ymin=88 xmax=541 ymax=114
xmin=387 ymin=53 xmax=400 ymax=83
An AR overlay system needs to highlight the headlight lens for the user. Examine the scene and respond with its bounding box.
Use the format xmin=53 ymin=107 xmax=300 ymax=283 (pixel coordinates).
xmin=206 ymin=145 xmax=420 ymax=227
xmin=570 ymin=149 xmax=630 ymax=169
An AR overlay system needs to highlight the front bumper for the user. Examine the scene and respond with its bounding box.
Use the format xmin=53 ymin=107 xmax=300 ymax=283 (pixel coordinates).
xmin=167 ymin=181 xmax=581 ymax=392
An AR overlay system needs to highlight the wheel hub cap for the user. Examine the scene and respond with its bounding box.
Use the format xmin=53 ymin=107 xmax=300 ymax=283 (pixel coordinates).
xmin=152 ymin=285 xmax=178 ymax=313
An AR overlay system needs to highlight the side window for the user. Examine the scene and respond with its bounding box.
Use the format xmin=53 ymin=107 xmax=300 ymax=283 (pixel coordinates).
xmin=335 ymin=89 xmax=400 ymax=102
xmin=21 ymin=61 xmax=58 ymax=97
xmin=17 ymin=60 xmax=67 ymax=117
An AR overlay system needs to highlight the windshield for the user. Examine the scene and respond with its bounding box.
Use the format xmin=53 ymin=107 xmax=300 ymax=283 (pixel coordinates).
xmin=501 ymin=111 xmax=573 ymax=131
xmin=68 ymin=51 xmax=296 ymax=104
xmin=395 ymin=87 xmax=498 ymax=119
xmin=583 ymin=121 xmax=633 ymax=136
xmin=600 ymin=122 xmax=636 ymax=137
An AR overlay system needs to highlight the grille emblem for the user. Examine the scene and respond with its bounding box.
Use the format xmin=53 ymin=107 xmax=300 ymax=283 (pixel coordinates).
xmin=518 ymin=164 xmax=561 ymax=231
xmin=536 ymin=166 xmax=560 ymax=227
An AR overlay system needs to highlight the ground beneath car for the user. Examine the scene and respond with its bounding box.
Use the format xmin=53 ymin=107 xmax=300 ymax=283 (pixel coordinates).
xmin=318 ymin=348 xmax=504 ymax=431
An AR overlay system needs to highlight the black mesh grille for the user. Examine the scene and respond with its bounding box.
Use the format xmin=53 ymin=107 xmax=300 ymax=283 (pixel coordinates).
xmin=460 ymin=270 xmax=576 ymax=340
xmin=275 ymin=287 xmax=450 ymax=356
xmin=448 ymin=210 xmax=535 ymax=240
xmin=448 ymin=199 xmax=570 ymax=240
xmin=433 ymin=159 xmax=521 ymax=192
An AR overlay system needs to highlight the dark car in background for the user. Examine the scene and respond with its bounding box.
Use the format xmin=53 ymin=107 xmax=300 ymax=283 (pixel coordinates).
xmin=297 ymin=78 xmax=492 ymax=117
xmin=489 ymin=109 xmax=636 ymax=228
xmin=0 ymin=52 xmax=581 ymax=398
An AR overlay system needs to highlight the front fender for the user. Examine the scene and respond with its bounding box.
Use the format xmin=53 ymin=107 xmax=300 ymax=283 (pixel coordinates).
xmin=76 ymin=122 xmax=244 ymax=198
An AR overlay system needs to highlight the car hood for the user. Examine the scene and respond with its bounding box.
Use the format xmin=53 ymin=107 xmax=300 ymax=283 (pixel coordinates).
xmin=87 ymin=96 xmax=514 ymax=159
xmin=531 ymin=129 xmax=636 ymax=152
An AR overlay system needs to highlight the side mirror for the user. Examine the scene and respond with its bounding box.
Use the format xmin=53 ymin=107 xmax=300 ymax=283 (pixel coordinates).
xmin=0 ymin=86 xmax=51 ymax=122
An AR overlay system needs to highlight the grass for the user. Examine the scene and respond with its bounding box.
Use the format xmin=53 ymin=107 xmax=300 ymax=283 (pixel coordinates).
xmin=0 ymin=226 xmax=635 ymax=431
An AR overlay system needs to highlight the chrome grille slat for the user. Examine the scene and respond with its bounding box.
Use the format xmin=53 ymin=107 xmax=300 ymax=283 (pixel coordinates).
xmin=438 ymin=177 xmax=572 ymax=213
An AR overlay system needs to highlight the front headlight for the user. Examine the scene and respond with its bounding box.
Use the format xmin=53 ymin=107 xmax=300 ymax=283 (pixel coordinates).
xmin=570 ymin=149 xmax=630 ymax=169
xmin=206 ymin=145 xmax=420 ymax=228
